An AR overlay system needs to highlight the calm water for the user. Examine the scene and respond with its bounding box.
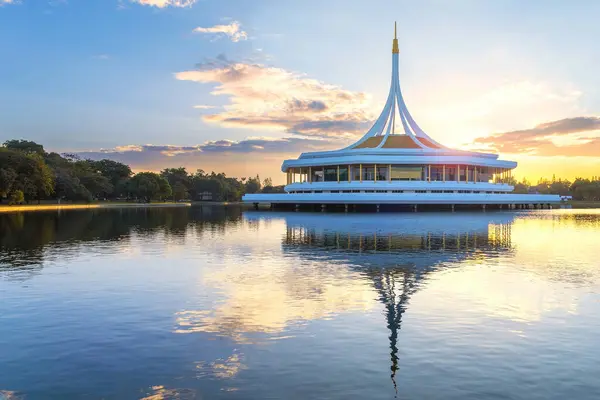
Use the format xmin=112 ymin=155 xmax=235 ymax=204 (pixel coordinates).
xmin=1 ymin=207 xmax=600 ymax=400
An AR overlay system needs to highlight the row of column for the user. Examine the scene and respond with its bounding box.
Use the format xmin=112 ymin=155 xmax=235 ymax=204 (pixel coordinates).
xmin=286 ymin=165 xmax=512 ymax=184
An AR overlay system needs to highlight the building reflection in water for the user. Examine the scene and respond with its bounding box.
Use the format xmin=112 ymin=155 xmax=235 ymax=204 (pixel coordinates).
xmin=271 ymin=212 xmax=514 ymax=393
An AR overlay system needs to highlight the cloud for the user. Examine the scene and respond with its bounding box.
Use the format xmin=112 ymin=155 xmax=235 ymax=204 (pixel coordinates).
xmin=75 ymin=137 xmax=336 ymax=181
xmin=474 ymin=116 xmax=600 ymax=157
xmin=193 ymin=105 xmax=217 ymax=110
xmin=175 ymin=56 xmax=374 ymax=139
xmin=130 ymin=0 xmax=196 ymax=8
xmin=89 ymin=137 xmax=333 ymax=157
xmin=91 ymin=54 xmax=110 ymax=60
xmin=193 ymin=21 xmax=248 ymax=42
xmin=0 ymin=0 xmax=17 ymax=5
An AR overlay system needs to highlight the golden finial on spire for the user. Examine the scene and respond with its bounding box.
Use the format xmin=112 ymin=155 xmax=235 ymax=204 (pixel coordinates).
xmin=392 ymin=21 xmax=399 ymax=54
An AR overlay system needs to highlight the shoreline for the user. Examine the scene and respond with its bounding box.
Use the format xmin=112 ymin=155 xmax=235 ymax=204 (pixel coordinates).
xmin=0 ymin=202 xmax=192 ymax=213
xmin=1 ymin=200 xmax=598 ymax=214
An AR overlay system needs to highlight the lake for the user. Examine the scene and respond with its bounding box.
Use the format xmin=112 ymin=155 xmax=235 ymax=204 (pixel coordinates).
xmin=1 ymin=207 xmax=600 ymax=399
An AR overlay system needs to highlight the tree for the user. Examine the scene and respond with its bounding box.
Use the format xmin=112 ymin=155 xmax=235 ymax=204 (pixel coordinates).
xmin=128 ymin=172 xmax=172 ymax=201
xmin=171 ymin=181 xmax=189 ymax=201
xmin=89 ymin=159 xmax=132 ymax=189
xmin=0 ymin=149 xmax=54 ymax=202
xmin=0 ymin=168 xmax=17 ymax=199
xmin=262 ymin=185 xmax=285 ymax=194
xmin=3 ymin=140 xmax=46 ymax=156
xmin=161 ymin=167 xmax=190 ymax=188
xmin=9 ymin=190 xmax=24 ymax=205
xmin=54 ymin=168 xmax=92 ymax=202
xmin=245 ymin=175 xmax=261 ymax=194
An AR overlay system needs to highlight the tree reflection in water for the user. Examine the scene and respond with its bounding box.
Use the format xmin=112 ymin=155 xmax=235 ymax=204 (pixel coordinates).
xmin=0 ymin=206 xmax=245 ymax=280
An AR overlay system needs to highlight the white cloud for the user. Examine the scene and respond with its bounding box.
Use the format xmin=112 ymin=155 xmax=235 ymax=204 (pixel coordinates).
xmin=130 ymin=0 xmax=196 ymax=8
xmin=193 ymin=105 xmax=217 ymax=109
xmin=175 ymin=56 xmax=374 ymax=139
xmin=193 ymin=21 xmax=248 ymax=43
xmin=0 ymin=0 xmax=17 ymax=5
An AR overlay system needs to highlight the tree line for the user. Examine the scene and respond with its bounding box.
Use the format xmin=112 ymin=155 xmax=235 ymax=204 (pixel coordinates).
xmin=503 ymin=175 xmax=600 ymax=201
xmin=2 ymin=139 xmax=599 ymax=204
xmin=0 ymin=140 xmax=284 ymax=204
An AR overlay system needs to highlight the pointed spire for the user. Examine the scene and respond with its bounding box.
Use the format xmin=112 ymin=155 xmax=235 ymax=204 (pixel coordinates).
xmin=392 ymin=22 xmax=399 ymax=54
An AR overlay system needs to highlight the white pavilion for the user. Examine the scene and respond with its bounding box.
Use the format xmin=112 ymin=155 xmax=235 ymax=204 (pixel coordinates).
xmin=243 ymin=24 xmax=560 ymax=210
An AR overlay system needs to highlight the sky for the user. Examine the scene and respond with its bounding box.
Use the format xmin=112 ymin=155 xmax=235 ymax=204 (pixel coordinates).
xmin=1 ymin=0 xmax=599 ymax=184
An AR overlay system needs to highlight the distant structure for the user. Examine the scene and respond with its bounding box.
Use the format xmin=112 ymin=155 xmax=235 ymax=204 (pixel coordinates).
xmin=243 ymin=23 xmax=560 ymax=210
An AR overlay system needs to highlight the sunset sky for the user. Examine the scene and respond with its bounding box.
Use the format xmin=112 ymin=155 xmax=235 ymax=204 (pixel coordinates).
xmin=1 ymin=0 xmax=599 ymax=184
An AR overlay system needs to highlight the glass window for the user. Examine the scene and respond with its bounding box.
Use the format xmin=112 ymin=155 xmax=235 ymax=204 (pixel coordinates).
xmin=391 ymin=166 xmax=422 ymax=181
xmin=352 ymin=166 xmax=361 ymax=181
xmin=445 ymin=166 xmax=457 ymax=181
xmin=324 ymin=167 xmax=337 ymax=182
xmin=376 ymin=166 xmax=388 ymax=181
xmin=339 ymin=167 xmax=349 ymax=182
xmin=362 ymin=166 xmax=375 ymax=181
xmin=431 ymin=166 xmax=443 ymax=181
xmin=312 ymin=169 xmax=324 ymax=182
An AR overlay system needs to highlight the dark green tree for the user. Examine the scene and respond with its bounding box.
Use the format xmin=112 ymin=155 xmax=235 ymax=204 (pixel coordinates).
xmin=3 ymin=140 xmax=46 ymax=156
xmin=90 ymin=159 xmax=132 ymax=192
xmin=245 ymin=175 xmax=261 ymax=194
xmin=171 ymin=181 xmax=189 ymax=201
xmin=0 ymin=149 xmax=54 ymax=202
xmin=0 ymin=168 xmax=18 ymax=199
xmin=128 ymin=172 xmax=172 ymax=201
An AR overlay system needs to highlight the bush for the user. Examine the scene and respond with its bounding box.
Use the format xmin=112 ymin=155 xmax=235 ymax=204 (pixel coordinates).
xmin=9 ymin=190 xmax=24 ymax=205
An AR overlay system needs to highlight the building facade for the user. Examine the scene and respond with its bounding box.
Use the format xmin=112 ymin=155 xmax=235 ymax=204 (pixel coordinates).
xmin=243 ymin=24 xmax=560 ymax=209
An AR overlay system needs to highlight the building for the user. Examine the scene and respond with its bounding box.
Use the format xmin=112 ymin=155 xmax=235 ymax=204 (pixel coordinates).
xmin=243 ymin=24 xmax=560 ymax=210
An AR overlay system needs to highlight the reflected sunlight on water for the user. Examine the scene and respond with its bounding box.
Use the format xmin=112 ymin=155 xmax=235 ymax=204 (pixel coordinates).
xmin=1 ymin=207 xmax=599 ymax=399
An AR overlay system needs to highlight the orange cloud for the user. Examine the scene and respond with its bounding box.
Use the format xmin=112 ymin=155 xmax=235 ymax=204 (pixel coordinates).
xmin=475 ymin=117 xmax=600 ymax=157
xmin=175 ymin=56 xmax=374 ymax=139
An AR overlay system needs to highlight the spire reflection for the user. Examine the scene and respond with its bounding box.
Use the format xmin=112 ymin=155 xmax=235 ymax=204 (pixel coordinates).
xmin=274 ymin=212 xmax=515 ymax=393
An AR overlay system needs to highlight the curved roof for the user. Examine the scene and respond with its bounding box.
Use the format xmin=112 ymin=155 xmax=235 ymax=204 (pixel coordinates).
xmin=343 ymin=23 xmax=447 ymax=152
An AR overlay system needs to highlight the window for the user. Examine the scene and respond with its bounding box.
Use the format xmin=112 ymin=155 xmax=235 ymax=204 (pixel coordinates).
xmin=342 ymin=190 xmax=351 ymax=193
xmin=443 ymin=190 xmax=454 ymax=193
xmin=376 ymin=190 xmax=387 ymax=193
xmin=324 ymin=167 xmax=337 ymax=182
xmin=431 ymin=190 xmax=443 ymax=193
xmin=430 ymin=166 xmax=444 ymax=181
xmin=312 ymin=169 xmax=324 ymax=182
xmin=376 ymin=166 xmax=388 ymax=181
xmin=330 ymin=190 xmax=340 ymax=193
xmin=365 ymin=190 xmax=375 ymax=193
xmin=339 ymin=166 xmax=349 ymax=182
xmin=391 ymin=166 xmax=422 ymax=181
xmin=362 ymin=166 xmax=375 ymax=181
xmin=392 ymin=190 xmax=404 ymax=193
xmin=445 ymin=166 xmax=457 ymax=181
xmin=416 ymin=190 xmax=427 ymax=193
